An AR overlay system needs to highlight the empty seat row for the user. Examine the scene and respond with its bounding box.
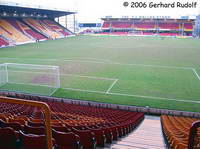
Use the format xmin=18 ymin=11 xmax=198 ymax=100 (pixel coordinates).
xmin=0 ymin=97 xmax=144 ymax=149
xmin=161 ymin=115 xmax=200 ymax=149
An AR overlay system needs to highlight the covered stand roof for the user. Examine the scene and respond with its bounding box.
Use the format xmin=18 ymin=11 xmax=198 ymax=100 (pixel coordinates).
xmin=0 ymin=2 xmax=76 ymax=18
xmin=101 ymin=17 xmax=195 ymax=23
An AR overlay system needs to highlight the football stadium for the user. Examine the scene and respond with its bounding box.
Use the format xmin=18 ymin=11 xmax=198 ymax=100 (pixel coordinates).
xmin=0 ymin=0 xmax=200 ymax=148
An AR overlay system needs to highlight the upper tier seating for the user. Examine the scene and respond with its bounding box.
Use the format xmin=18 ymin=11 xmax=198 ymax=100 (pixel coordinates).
xmin=0 ymin=97 xmax=144 ymax=149
xmin=102 ymin=21 xmax=110 ymax=28
xmin=24 ymin=18 xmax=63 ymax=39
xmin=161 ymin=115 xmax=200 ymax=149
xmin=42 ymin=19 xmax=72 ymax=36
xmin=134 ymin=22 xmax=156 ymax=29
xmin=158 ymin=23 xmax=180 ymax=30
xmin=7 ymin=18 xmax=47 ymax=41
xmin=111 ymin=22 xmax=132 ymax=28
xmin=0 ymin=19 xmax=32 ymax=44
xmin=102 ymin=21 xmax=189 ymax=32
xmin=184 ymin=23 xmax=193 ymax=30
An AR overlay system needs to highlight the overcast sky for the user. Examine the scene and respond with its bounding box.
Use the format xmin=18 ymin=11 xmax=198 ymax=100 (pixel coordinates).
xmin=1 ymin=0 xmax=200 ymax=22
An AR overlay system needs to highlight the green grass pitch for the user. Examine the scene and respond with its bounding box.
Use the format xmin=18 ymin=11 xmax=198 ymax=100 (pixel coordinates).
xmin=0 ymin=35 xmax=200 ymax=112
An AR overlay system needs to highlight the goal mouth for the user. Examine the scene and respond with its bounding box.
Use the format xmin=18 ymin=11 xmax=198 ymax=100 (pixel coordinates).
xmin=0 ymin=63 xmax=60 ymax=96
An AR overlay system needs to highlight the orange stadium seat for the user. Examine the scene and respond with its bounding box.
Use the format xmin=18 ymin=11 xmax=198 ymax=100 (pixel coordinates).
xmin=161 ymin=115 xmax=200 ymax=149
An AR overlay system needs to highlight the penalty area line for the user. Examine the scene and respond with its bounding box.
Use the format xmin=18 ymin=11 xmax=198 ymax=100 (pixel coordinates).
xmin=106 ymin=79 xmax=118 ymax=93
xmin=192 ymin=68 xmax=200 ymax=81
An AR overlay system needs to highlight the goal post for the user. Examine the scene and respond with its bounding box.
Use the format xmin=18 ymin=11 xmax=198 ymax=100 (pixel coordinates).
xmin=0 ymin=64 xmax=7 ymax=87
xmin=0 ymin=63 xmax=61 ymax=96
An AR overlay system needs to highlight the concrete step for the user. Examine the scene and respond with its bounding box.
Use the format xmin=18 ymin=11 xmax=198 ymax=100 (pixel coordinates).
xmin=97 ymin=115 xmax=167 ymax=149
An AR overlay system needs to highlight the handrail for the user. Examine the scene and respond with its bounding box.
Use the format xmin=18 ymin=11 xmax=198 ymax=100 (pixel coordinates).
xmin=0 ymin=96 xmax=52 ymax=149
xmin=188 ymin=120 xmax=200 ymax=149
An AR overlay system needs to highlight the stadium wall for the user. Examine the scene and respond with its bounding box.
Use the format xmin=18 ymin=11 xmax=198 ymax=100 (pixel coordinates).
xmin=1 ymin=91 xmax=200 ymax=118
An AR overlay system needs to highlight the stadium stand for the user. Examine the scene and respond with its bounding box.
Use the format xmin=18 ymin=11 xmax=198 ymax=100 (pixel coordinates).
xmin=0 ymin=19 xmax=32 ymax=44
xmin=161 ymin=115 xmax=200 ymax=149
xmin=0 ymin=4 xmax=74 ymax=47
xmin=6 ymin=18 xmax=46 ymax=41
xmin=23 ymin=18 xmax=64 ymax=39
xmin=134 ymin=21 xmax=156 ymax=29
xmin=184 ymin=23 xmax=193 ymax=30
xmin=158 ymin=23 xmax=180 ymax=30
xmin=0 ymin=96 xmax=144 ymax=149
xmin=42 ymin=19 xmax=72 ymax=36
xmin=101 ymin=18 xmax=194 ymax=36
xmin=111 ymin=21 xmax=132 ymax=28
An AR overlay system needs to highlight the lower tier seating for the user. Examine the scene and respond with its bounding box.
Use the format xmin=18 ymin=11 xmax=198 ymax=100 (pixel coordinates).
xmin=0 ymin=19 xmax=32 ymax=44
xmin=0 ymin=97 xmax=144 ymax=149
xmin=0 ymin=37 xmax=9 ymax=47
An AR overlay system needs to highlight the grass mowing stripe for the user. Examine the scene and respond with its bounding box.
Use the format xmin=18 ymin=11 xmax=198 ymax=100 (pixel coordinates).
xmin=62 ymin=87 xmax=106 ymax=94
xmin=61 ymin=74 xmax=117 ymax=81
xmin=0 ymin=57 xmax=194 ymax=70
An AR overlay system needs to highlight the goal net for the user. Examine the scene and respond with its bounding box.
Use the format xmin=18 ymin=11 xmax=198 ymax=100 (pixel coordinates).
xmin=0 ymin=63 xmax=60 ymax=96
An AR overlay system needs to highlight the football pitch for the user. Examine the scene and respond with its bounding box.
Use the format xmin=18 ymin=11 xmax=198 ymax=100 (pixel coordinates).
xmin=0 ymin=35 xmax=200 ymax=112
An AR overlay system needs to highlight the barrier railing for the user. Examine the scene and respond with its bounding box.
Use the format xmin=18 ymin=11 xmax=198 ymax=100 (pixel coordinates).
xmin=0 ymin=96 xmax=52 ymax=149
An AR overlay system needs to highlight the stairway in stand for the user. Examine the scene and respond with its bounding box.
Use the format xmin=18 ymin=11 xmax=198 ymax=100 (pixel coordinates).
xmin=99 ymin=115 xmax=167 ymax=149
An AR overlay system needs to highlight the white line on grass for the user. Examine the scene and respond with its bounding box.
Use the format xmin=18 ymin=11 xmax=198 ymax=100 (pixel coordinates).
xmin=106 ymin=79 xmax=118 ymax=93
xmin=62 ymin=74 xmax=117 ymax=81
xmin=49 ymin=88 xmax=59 ymax=96
xmin=61 ymin=87 xmax=200 ymax=104
xmin=192 ymin=68 xmax=200 ymax=81
xmin=0 ymin=57 xmax=194 ymax=70
xmin=107 ymin=92 xmax=200 ymax=103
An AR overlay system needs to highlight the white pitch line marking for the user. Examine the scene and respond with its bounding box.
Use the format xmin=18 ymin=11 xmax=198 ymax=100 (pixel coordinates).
xmin=107 ymin=92 xmax=200 ymax=103
xmin=192 ymin=68 xmax=200 ymax=81
xmin=106 ymin=79 xmax=118 ymax=93
xmin=61 ymin=87 xmax=200 ymax=104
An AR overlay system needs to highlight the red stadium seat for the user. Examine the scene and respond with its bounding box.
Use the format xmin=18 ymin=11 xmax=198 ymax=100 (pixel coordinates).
xmin=72 ymin=128 xmax=96 ymax=149
xmin=24 ymin=125 xmax=45 ymax=135
xmin=88 ymin=128 xmax=106 ymax=147
xmin=0 ymin=127 xmax=19 ymax=149
xmin=28 ymin=121 xmax=45 ymax=127
xmin=52 ymin=129 xmax=82 ymax=149
xmin=19 ymin=130 xmax=47 ymax=149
